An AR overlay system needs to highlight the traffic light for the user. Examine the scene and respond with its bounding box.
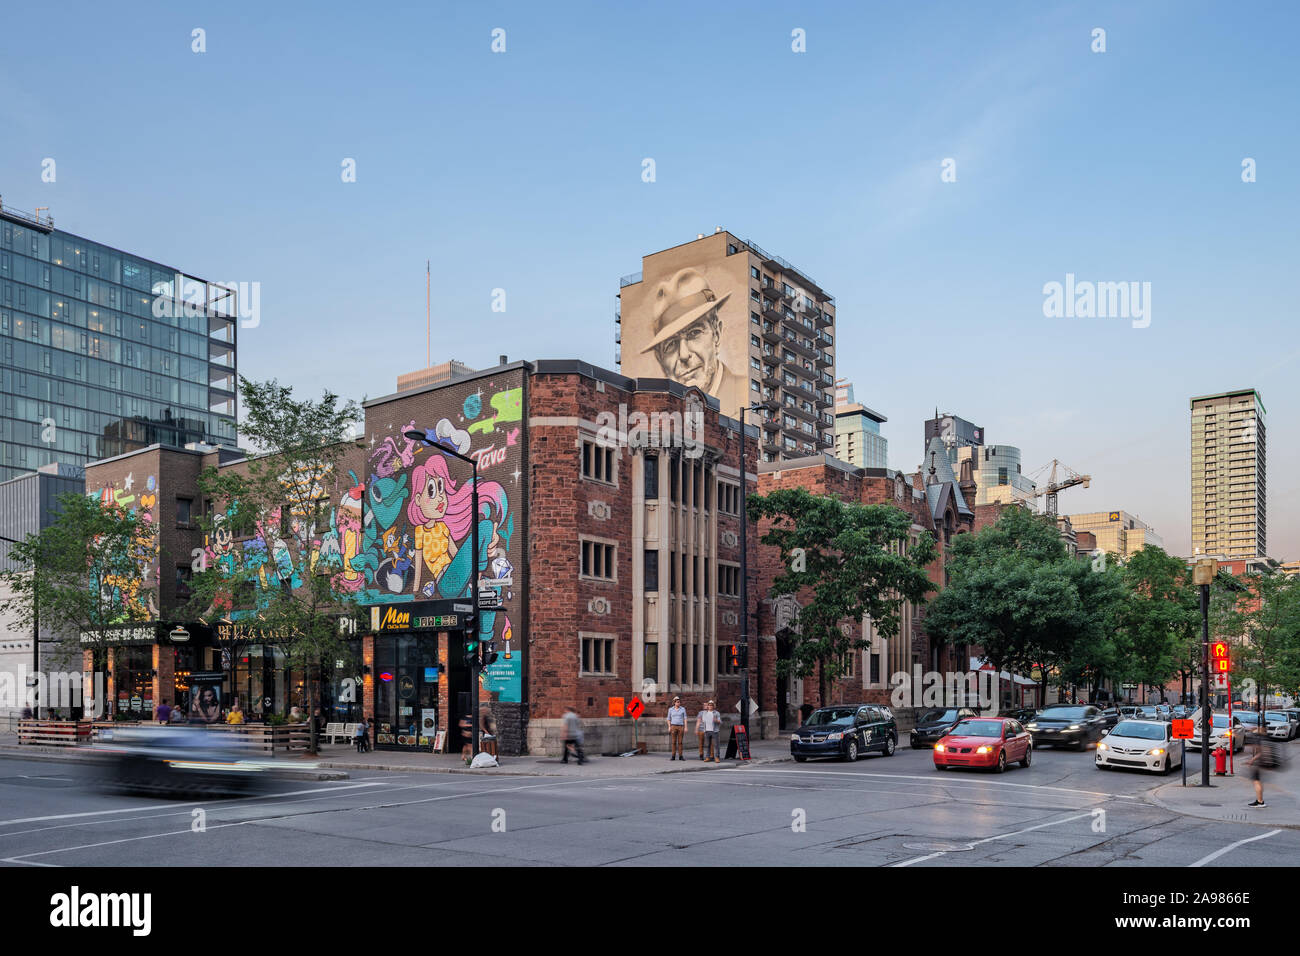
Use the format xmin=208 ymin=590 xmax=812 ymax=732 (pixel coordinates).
xmin=465 ymin=633 xmax=479 ymax=667
xmin=730 ymin=644 xmax=747 ymax=669
xmin=1211 ymin=641 xmax=1230 ymax=674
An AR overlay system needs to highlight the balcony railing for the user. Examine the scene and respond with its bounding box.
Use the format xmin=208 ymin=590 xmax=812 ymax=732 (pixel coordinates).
xmin=620 ymin=271 xmax=643 ymax=287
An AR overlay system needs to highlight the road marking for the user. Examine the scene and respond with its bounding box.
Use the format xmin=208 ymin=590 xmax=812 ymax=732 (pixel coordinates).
xmin=0 ymin=781 xmax=389 ymax=828
xmin=892 ymin=810 xmax=1099 ymax=867
xmin=723 ymin=768 xmax=1142 ymax=800
xmin=1189 ymin=829 xmax=1282 ymax=868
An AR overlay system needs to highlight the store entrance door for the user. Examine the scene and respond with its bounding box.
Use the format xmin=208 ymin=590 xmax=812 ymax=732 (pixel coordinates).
xmin=374 ymin=633 xmax=439 ymax=750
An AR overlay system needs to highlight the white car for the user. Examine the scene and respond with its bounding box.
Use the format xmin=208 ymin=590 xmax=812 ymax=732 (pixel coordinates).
xmin=1264 ymin=712 xmax=1292 ymax=740
xmin=1186 ymin=713 xmax=1245 ymax=753
xmin=1095 ymin=720 xmax=1182 ymax=774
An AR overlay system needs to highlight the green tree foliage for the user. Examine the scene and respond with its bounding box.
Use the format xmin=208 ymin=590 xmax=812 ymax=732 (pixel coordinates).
xmin=1228 ymin=572 xmax=1300 ymax=710
xmin=748 ymin=487 xmax=937 ymax=705
xmin=1116 ymin=546 xmax=1200 ymax=701
xmin=184 ymin=377 xmax=362 ymax=752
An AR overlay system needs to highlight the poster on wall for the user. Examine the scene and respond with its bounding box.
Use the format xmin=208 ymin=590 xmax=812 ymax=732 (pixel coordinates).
xmin=188 ymin=672 xmax=224 ymax=723
xmin=361 ymin=369 xmax=528 ymax=703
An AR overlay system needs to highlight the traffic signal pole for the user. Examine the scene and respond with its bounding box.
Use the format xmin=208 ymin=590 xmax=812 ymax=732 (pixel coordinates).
xmin=1200 ymin=582 xmax=1210 ymax=786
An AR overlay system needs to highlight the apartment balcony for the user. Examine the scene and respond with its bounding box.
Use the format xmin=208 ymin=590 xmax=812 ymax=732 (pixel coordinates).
xmin=761 ymin=436 xmax=783 ymax=455
xmin=761 ymin=300 xmax=785 ymax=322
xmin=760 ymin=324 xmax=782 ymax=344
xmin=786 ymin=403 xmax=819 ymax=424
xmin=761 ymin=415 xmax=781 ymax=433
xmin=815 ymin=348 xmax=832 ymax=368
xmin=784 ymin=378 xmax=821 ymax=404
xmin=758 ymin=393 xmax=780 ymax=411
xmin=762 ymin=368 xmax=781 ymax=388
xmin=783 ymin=334 xmax=819 ymax=362
xmin=814 ymin=308 xmax=833 ymax=329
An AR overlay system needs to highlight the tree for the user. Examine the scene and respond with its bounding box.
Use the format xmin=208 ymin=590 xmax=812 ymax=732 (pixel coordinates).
xmin=1230 ymin=572 xmax=1300 ymax=711
xmin=0 ymin=493 xmax=157 ymax=716
xmin=1116 ymin=546 xmax=1199 ymax=704
xmin=184 ymin=377 xmax=362 ymax=753
xmin=749 ymin=487 xmax=937 ymax=706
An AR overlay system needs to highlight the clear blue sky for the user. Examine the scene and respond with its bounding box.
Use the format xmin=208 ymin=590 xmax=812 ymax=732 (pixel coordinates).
xmin=3 ymin=0 xmax=1297 ymax=558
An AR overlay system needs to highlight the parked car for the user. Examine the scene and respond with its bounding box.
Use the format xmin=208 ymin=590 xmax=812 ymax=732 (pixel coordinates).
xmin=1171 ymin=705 xmax=1195 ymax=720
xmin=934 ymin=717 xmax=1033 ymax=773
xmin=1264 ymin=711 xmax=1293 ymax=740
xmin=1097 ymin=707 xmax=1121 ymax=729
xmin=1096 ymin=720 xmax=1183 ymax=774
xmin=1118 ymin=706 xmax=1141 ymax=720
xmin=1186 ymin=712 xmax=1244 ymax=753
xmin=910 ymin=707 xmax=980 ymax=749
xmin=790 ymin=704 xmax=898 ymax=762
xmin=997 ymin=707 xmax=1038 ymax=725
xmin=1026 ymin=705 xmax=1107 ymax=750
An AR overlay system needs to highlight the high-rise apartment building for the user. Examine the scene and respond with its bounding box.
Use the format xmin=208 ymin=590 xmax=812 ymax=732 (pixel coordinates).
xmin=617 ymin=230 xmax=837 ymax=461
xmin=1064 ymin=510 xmax=1164 ymax=562
xmin=1190 ymin=389 xmax=1266 ymax=559
xmin=833 ymin=381 xmax=888 ymax=468
xmin=0 ymin=202 xmax=238 ymax=483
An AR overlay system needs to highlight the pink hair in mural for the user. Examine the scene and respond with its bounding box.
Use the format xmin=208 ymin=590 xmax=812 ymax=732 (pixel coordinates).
xmin=407 ymin=453 xmax=506 ymax=539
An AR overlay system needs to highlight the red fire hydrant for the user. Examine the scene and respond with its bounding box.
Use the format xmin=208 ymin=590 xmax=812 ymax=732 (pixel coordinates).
xmin=1213 ymin=745 xmax=1228 ymax=776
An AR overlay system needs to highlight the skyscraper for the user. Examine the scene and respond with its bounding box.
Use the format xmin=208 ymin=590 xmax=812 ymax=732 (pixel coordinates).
xmin=833 ymin=381 xmax=888 ymax=468
xmin=0 ymin=202 xmax=238 ymax=482
xmin=1190 ymin=388 xmax=1266 ymax=559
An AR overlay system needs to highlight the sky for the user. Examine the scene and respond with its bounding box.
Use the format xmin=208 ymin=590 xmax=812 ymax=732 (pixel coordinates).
xmin=2 ymin=0 xmax=1296 ymax=559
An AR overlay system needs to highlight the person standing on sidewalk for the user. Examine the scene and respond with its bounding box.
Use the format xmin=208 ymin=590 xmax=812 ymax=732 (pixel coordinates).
xmin=561 ymin=705 xmax=585 ymax=765
xmin=1247 ymin=727 xmax=1282 ymax=808
xmin=667 ymin=696 xmax=687 ymax=760
xmin=699 ymin=699 xmax=722 ymax=763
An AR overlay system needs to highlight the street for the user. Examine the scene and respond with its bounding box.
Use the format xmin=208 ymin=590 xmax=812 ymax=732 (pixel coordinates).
xmin=2 ymin=745 xmax=1295 ymax=868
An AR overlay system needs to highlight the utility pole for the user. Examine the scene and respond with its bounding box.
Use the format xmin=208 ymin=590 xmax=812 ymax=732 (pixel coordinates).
xmin=737 ymin=403 xmax=762 ymax=736
xmin=1193 ymin=557 xmax=1217 ymax=786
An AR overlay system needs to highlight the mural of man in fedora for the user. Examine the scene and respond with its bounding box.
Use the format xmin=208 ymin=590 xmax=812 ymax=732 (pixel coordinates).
xmin=640 ymin=268 xmax=745 ymax=402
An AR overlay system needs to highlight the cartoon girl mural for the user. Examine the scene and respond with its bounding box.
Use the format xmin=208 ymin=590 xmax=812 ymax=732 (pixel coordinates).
xmin=407 ymin=454 xmax=510 ymax=601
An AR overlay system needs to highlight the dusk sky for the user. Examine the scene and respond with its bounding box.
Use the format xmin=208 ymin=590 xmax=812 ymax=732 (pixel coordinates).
xmin=3 ymin=0 xmax=1296 ymax=559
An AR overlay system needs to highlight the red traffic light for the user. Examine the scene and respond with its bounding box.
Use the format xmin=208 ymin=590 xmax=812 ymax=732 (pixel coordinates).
xmin=1211 ymin=642 xmax=1230 ymax=672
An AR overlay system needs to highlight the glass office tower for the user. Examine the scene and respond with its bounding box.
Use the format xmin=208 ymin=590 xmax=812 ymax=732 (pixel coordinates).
xmin=0 ymin=203 xmax=237 ymax=482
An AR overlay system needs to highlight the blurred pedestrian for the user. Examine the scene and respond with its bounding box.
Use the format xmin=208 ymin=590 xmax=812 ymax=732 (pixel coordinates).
xmin=561 ymin=705 xmax=585 ymax=765
xmin=226 ymin=699 xmax=245 ymax=725
xmin=354 ymin=716 xmax=370 ymax=753
xmin=481 ymin=706 xmax=498 ymax=758
xmin=667 ymin=696 xmax=687 ymax=760
xmin=1247 ymin=728 xmax=1282 ymax=808
xmin=155 ymin=701 xmax=172 ymax=723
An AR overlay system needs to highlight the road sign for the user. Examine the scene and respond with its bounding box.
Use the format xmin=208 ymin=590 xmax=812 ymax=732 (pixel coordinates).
xmin=608 ymin=696 xmax=625 ymax=718
xmin=1172 ymin=719 xmax=1194 ymax=739
xmin=627 ymin=697 xmax=644 ymax=721
xmin=1212 ymin=673 xmax=1230 ymax=690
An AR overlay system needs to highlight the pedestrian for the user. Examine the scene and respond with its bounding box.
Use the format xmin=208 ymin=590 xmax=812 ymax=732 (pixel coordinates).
xmin=480 ymin=706 xmax=498 ymax=758
xmin=1247 ymin=727 xmax=1282 ymax=808
xmin=695 ymin=705 xmax=706 ymax=761
xmin=459 ymin=713 xmax=474 ymax=763
xmin=354 ymin=716 xmax=369 ymax=753
xmin=561 ymin=705 xmax=585 ymax=765
xmin=225 ymin=699 xmax=245 ymax=725
xmin=699 ymin=699 xmax=722 ymax=763
xmin=155 ymin=701 xmax=172 ymax=723
xmin=667 ymin=696 xmax=687 ymax=760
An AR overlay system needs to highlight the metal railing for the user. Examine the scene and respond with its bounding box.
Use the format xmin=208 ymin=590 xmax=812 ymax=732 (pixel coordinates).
xmin=619 ymin=271 xmax=643 ymax=287
xmin=741 ymin=238 xmax=833 ymax=304
xmin=0 ymin=198 xmax=55 ymax=231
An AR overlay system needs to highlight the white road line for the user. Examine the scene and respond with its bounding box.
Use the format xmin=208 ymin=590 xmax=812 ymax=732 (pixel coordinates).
xmin=892 ymin=810 xmax=1099 ymax=867
xmin=723 ymin=768 xmax=1142 ymax=800
xmin=1189 ymin=829 xmax=1282 ymax=868
xmin=0 ymin=781 xmax=389 ymax=828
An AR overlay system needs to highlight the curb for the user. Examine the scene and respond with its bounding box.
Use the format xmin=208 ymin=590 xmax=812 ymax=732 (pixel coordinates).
xmin=315 ymin=754 xmax=794 ymax=777
xmin=1146 ymin=779 xmax=1300 ymax=830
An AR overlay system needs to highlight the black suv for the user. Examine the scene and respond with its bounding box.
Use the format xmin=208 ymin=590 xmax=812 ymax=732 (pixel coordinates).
xmin=910 ymin=707 xmax=980 ymax=749
xmin=791 ymin=704 xmax=898 ymax=762
xmin=1026 ymin=704 xmax=1107 ymax=750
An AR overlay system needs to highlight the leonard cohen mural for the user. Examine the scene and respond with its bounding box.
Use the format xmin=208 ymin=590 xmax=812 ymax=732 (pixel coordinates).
xmin=620 ymin=266 xmax=747 ymax=416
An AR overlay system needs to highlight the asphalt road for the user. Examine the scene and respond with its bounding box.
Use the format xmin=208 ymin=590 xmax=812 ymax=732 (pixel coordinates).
xmin=1 ymin=745 xmax=1295 ymax=867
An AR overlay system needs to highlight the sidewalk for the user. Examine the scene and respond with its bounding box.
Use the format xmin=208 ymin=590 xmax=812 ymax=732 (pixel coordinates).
xmin=1149 ymin=752 xmax=1300 ymax=829
xmin=0 ymin=730 xmax=794 ymax=779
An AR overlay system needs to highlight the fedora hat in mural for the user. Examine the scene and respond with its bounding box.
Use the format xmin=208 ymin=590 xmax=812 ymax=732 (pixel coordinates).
xmin=640 ymin=268 xmax=732 ymax=353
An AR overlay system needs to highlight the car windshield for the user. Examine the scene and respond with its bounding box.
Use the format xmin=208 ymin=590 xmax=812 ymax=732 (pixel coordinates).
xmin=1211 ymin=715 xmax=1233 ymax=728
xmin=806 ymin=708 xmax=856 ymax=726
xmin=1237 ymin=712 xmax=1261 ymax=724
xmin=919 ymin=709 xmax=960 ymax=724
xmin=1039 ymin=707 xmax=1089 ymax=720
xmin=950 ymin=720 xmax=1003 ymax=738
xmin=1111 ymin=721 xmax=1166 ymax=740
xmin=1266 ymin=712 xmax=1288 ymax=721
xmin=1135 ymin=707 xmax=1159 ymax=718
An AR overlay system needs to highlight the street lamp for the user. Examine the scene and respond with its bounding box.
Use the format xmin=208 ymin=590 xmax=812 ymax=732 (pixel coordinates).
xmin=1193 ymin=558 xmax=1217 ymax=786
xmin=406 ymin=429 xmax=481 ymax=759
xmin=737 ymin=402 xmax=765 ymax=740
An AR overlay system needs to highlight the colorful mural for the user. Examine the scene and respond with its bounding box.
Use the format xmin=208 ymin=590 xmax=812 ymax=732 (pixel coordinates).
xmin=360 ymin=372 xmax=526 ymax=702
xmin=88 ymin=472 xmax=160 ymax=623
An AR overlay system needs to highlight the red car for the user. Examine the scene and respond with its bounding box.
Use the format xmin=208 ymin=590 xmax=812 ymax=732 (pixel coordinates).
xmin=933 ymin=717 xmax=1032 ymax=773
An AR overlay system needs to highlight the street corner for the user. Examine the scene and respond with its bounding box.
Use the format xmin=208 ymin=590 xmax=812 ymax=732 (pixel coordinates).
xmin=1148 ymin=776 xmax=1300 ymax=829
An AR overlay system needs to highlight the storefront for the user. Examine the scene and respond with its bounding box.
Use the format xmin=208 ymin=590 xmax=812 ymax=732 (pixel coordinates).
xmin=80 ymin=621 xmax=216 ymax=720
xmin=366 ymin=600 xmax=474 ymax=752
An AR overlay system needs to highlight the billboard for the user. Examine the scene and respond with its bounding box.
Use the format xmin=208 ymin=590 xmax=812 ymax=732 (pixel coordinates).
xmin=620 ymin=262 xmax=748 ymax=416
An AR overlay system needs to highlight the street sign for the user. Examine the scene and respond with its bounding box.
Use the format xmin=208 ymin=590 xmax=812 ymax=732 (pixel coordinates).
xmin=1212 ymin=673 xmax=1230 ymax=690
xmin=1172 ymin=719 xmax=1194 ymax=739
xmin=627 ymin=697 xmax=644 ymax=721
xmin=608 ymin=696 xmax=625 ymax=718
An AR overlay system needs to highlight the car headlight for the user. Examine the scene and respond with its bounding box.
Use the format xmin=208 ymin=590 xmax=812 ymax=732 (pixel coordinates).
xmin=826 ymin=732 xmax=843 ymax=741
xmin=1068 ymin=725 xmax=1081 ymax=730
xmin=1027 ymin=723 xmax=1039 ymax=730
xmin=934 ymin=743 xmax=945 ymax=752
xmin=1146 ymin=748 xmax=1165 ymax=756
xmin=1097 ymin=742 xmax=1108 ymax=750
xmin=790 ymin=734 xmax=800 ymax=742
xmin=975 ymin=745 xmax=993 ymax=754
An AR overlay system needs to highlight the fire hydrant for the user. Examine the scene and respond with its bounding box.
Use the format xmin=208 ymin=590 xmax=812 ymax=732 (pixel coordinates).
xmin=1213 ymin=745 xmax=1228 ymax=776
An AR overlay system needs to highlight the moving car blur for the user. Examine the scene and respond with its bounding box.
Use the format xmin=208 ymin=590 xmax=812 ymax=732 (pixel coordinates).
xmin=910 ymin=707 xmax=979 ymax=749
xmin=91 ymin=727 xmax=270 ymax=797
xmin=1025 ymin=704 xmax=1107 ymax=750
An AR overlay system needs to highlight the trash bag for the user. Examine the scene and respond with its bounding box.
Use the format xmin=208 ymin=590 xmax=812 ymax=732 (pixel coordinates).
xmin=470 ymin=752 xmax=499 ymax=769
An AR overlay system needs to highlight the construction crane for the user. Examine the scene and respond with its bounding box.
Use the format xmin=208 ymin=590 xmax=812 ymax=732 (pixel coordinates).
xmin=1026 ymin=459 xmax=1091 ymax=517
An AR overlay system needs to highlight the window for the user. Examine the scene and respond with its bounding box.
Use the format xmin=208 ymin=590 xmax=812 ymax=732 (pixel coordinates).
xmin=750 ymin=334 xmax=760 ymax=348
xmin=750 ymin=379 xmax=759 ymax=392
xmin=581 ymin=539 xmax=616 ymax=580
xmin=750 ymin=266 xmax=760 ymax=280
xmin=581 ymin=634 xmax=616 ymax=675
xmin=719 ymin=563 xmax=740 ymax=597
xmin=176 ymin=497 xmax=193 ymax=526
xmin=175 ymin=565 xmax=193 ymax=599
xmin=751 ymin=311 xmax=760 ymax=325
xmin=727 ymin=244 xmax=738 ymax=255
xmin=582 ymin=438 xmax=616 ymax=484
xmin=644 ymin=455 xmax=659 ymax=499
xmin=718 ymin=482 xmax=740 ymax=516
xmin=644 ymin=550 xmax=659 ymax=591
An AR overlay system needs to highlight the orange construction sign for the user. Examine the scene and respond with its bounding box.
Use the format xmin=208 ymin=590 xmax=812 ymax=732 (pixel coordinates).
xmin=608 ymin=696 xmax=625 ymax=718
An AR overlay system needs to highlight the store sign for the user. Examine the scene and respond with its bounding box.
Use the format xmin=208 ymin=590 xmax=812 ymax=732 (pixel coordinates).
xmin=370 ymin=600 xmax=466 ymax=632
xmin=80 ymin=626 xmax=155 ymax=645
xmin=169 ymin=627 xmax=190 ymax=643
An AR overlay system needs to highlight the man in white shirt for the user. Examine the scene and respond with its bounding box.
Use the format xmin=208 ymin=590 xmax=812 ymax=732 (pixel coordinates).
xmin=699 ymin=700 xmax=722 ymax=763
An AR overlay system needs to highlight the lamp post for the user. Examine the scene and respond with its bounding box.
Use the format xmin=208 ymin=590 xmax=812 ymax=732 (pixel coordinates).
xmin=1193 ymin=558 xmax=1217 ymax=786
xmin=406 ymin=430 xmax=481 ymax=758
xmin=737 ymin=402 xmax=764 ymax=738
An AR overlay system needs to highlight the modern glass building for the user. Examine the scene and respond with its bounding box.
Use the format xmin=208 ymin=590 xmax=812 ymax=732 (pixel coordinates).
xmin=0 ymin=202 xmax=237 ymax=483
xmin=833 ymin=381 xmax=888 ymax=468
xmin=953 ymin=443 xmax=1037 ymax=506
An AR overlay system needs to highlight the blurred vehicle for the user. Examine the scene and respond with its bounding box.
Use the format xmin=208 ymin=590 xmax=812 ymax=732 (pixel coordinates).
xmin=1097 ymin=707 xmax=1120 ymax=729
xmin=933 ymin=717 xmax=1032 ymax=773
xmin=92 ymin=727 xmax=268 ymax=796
xmin=790 ymin=704 xmax=897 ymax=762
xmin=1153 ymin=704 xmax=1173 ymax=721
xmin=1275 ymin=710 xmax=1300 ymax=740
xmin=1131 ymin=705 xmax=1162 ymax=720
xmin=1026 ymin=704 xmax=1107 ymax=750
xmin=910 ymin=707 xmax=980 ymax=749
xmin=997 ymin=707 xmax=1038 ymax=725
xmin=1096 ymin=720 xmax=1182 ymax=774
xmin=1118 ymin=706 xmax=1140 ymax=720
xmin=1186 ymin=712 xmax=1244 ymax=753
xmin=1171 ymin=705 xmax=1195 ymax=720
